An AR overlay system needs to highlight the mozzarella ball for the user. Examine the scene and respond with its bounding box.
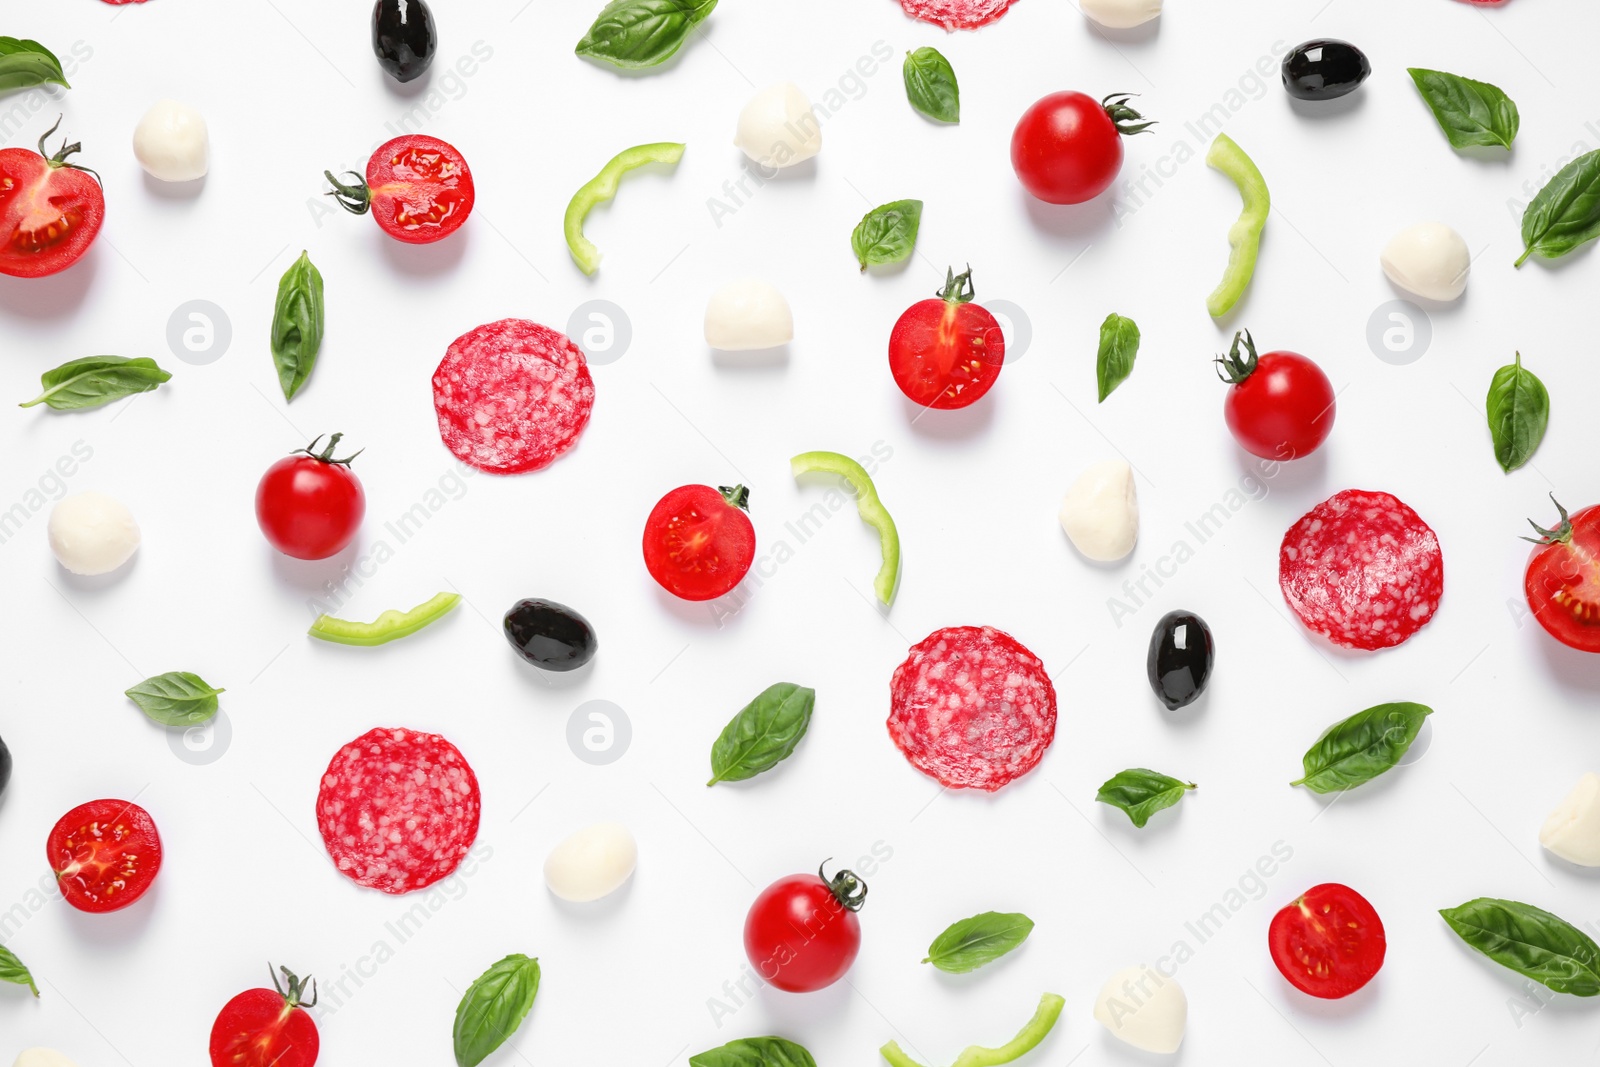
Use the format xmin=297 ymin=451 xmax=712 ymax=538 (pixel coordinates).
xmin=133 ymin=99 xmax=208 ymax=182
xmin=14 ymin=1051 xmax=79 ymax=1067
xmin=544 ymin=821 xmax=637 ymax=903
xmin=734 ymin=83 xmax=822 ymax=170
xmin=48 ymin=492 xmax=140 ymax=576
xmin=704 ymin=279 xmax=794 ymax=351
xmin=1380 ymin=222 xmax=1469 ymax=302
xmin=1093 ymin=965 xmax=1187 ymax=1054
xmin=1059 ymin=459 xmax=1138 ymax=562
xmin=1540 ymin=772 xmax=1600 ymax=866
xmin=1082 ymin=0 xmax=1163 ymax=28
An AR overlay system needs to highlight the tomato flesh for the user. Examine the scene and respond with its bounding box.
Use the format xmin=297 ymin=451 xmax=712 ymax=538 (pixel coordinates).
xmin=744 ymin=873 xmax=862 ymax=993
xmin=1011 ymin=91 xmax=1124 ymax=205
xmin=1269 ymin=883 xmax=1385 ymax=998
xmin=642 ymin=484 xmax=756 ymax=601
xmin=888 ymin=284 xmax=1004 ymax=410
xmin=48 ymin=799 xmax=162 ymax=913
xmin=210 ymin=985 xmax=320 ymax=1067
xmin=0 ymin=147 xmax=104 ymax=278
xmin=366 ymin=135 xmax=473 ymax=244
xmin=255 ymin=443 xmax=366 ymax=561
xmin=1525 ymin=502 xmax=1600 ymax=653
xmin=1223 ymin=351 xmax=1336 ymax=460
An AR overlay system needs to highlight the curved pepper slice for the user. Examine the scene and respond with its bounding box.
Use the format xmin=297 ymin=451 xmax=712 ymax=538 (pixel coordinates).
xmin=790 ymin=450 xmax=901 ymax=606
xmin=1205 ymin=133 xmax=1269 ymax=318
xmin=881 ymin=993 xmax=1065 ymax=1067
xmin=563 ymin=141 xmax=686 ymax=275
xmin=308 ymin=591 xmax=461 ymax=646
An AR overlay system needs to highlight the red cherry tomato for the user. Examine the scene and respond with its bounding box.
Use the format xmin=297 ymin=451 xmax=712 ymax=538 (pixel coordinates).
xmin=744 ymin=862 xmax=867 ymax=993
xmin=1523 ymin=497 xmax=1600 ymax=653
xmin=888 ymin=266 xmax=1005 ymax=410
xmin=642 ymin=484 xmax=756 ymax=601
xmin=0 ymin=118 xmax=105 ymax=278
xmin=255 ymin=434 xmax=367 ymax=561
xmin=210 ymin=965 xmax=320 ymax=1067
xmin=325 ymin=135 xmax=474 ymax=244
xmin=1216 ymin=330 xmax=1336 ymax=460
xmin=1269 ymin=883 xmax=1386 ymax=999
xmin=1010 ymin=91 xmax=1154 ymax=205
xmin=48 ymin=799 xmax=163 ymax=913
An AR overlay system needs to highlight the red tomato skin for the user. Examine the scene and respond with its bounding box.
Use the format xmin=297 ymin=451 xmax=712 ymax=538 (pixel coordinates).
xmin=1525 ymin=502 xmax=1600 ymax=653
xmin=210 ymin=987 xmax=320 ymax=1067
xmin=888 ymin=296 xmax=1004 ymax=409
xmin=255 ymin=456 xmax=366 ymax=561
xmin=1269 ymin=883 xmax=1385 ymax=999
xmin=1223 ymin=352 xmax=1336 ymax=460
xmin=744 ymin=874 xmax=862 ymax=993
xmin=642 ymin=484 xmax=756 ymax=601
xmin=366 ymin=135 xmax=474 ymax=244
xmin=0 ymin=147 xmax=105 ymax=278
xmin=1011 ymin=92 xmax=1124 ymax=205
xmin=47 ymin=799 xmax=163 ymax=914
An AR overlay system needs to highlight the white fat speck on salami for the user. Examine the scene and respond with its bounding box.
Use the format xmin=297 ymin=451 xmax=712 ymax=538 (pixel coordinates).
xmin=316 ymin=727 xmax=481 ymax=895
xmin=887 ymin=626 xmax=1057 ymax=791
xmin=1279 ymin=489 xmax=1443 ymax=651
xmin=432 ymin=318 xmax=595 ymax=474
xmin=897 ymin=0 xmax=1018 ymax=29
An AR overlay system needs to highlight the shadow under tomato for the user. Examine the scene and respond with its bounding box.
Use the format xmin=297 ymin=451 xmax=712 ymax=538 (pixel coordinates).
xmin=0 ymin=251 xmax=99 ymax=319
xmin=1020 ymin=191 xmax=1117 ymax=248
xmin=1532 ymin=632 xmax=1600 ymax=692
xmin=62 ymin=876 xmax=160 ymax=948
xmin=901 ymin=392 xmax=998 ymax=443
xmin=377 ymin=224 xmax=471 ymax=277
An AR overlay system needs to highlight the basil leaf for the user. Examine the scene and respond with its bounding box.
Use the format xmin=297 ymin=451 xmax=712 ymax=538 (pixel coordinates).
xmin=1517 ymin=149 xmax=1600 ymax=267
xmin=851 ymin=199 xmax=923 ymax=271
xmin=1095 ymin=312 xmax=1140 ymax=403
xmin=708 ymin=683 xmax=814 ymax=785
xmin=689 ymin=1036 xmax=817 ymax=1067
xmin=1485 ymin=352 xmax=1548 ymax=473
xmin=903 ymin=47 xmax=959 ymax=124
xmin=1441 ymin=898 xmax=1600 ymax=996
xmin=923 ymin=911 xmax=1034 ymax=973
xmin=0 ymin=38 xmax=69 ymax=94
xmin=575 ymin=0 xmax=717 ymax=70
xmin=124 ymin=672 xmax=224 ymax=727
xmin=1291 ymin=702 xmax=1431 ymax=794
xmin=453 ymin=954 xmax=540 ymax=1067
xmin=1095 ymin=768 xmax=1195 ymax=828
xmin=0 ymin=944 xmax=38 ymax=997
xmin=1407 ymin=68 xmax=1518 ymax=151
xmin=271 ymin=250 xmax=325 ymax=402
xmin=19 ymin=356 xmax=171 ymax=411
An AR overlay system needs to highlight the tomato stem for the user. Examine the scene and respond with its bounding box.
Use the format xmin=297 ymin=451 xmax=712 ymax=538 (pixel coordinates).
xmin=937 ymin=265 xmax=976 ymax=305
xmin=324 ymin=170 xmax=373 ymax=216
xmin=819 ymin=859 xmax=868 ymax=912
xmin=1213 ymin=329 xmax=1260 ymax=385
xmin=1523 ymin=493 xmax=1574 ymax=546
xmin=719 ymin=484 xmax=751 ymax=511
xmin=1101 ymin=93 xmax=1157 ymax=136
xmin=269 ymin=963 xmax=318 ymax=1009
xmin=296 ymin=432 xmax=363 ymax=467
xmin=37 ymin=114 xmax=101 ymax=187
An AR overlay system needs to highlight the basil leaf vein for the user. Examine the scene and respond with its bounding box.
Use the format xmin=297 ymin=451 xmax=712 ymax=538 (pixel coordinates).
xmin=689 ymin=1036 xmax=818 ymax=1067
xmin=271 ymin=250 xmax=325 ymax=402
xmin=708 ymin=683 xmax=814 ymax=785
xmin=1407 ymin=67 xmax=1519 ymax=150
xmin=1518 ymin=149 xmax=1600 ymax=266
xmin=1441 ymin=898 xmax=1600 ymax=996
xmin=453 ymin=954 xmax=541 ymax=1067
xmin=1095 ymin=312 xmax=1140 ymax=403
xmin=923 ymin=911 xmax=1034 ymax=973
xmin=1485 ymin=352 xmax=1548 ymax=473
xmin=0 ymin=37 xmax=69 ymax=94
xmin=1095 ymin=768 xmax=1195 ymax=828
xmin=124 ymin=672 xmax=225 ymax=727
xmin=575 ymin=0 xmax=717 ymax=70
xmin=903 ymin=47 xmax=959 ymax=124
xmin=19 ymin=356 xmax=171 ymax=411
xmin=1291 ymin=702 xmax=1431 ymax=793
xmin=851 ymin=199 xmax=923 ymax=271
xmin=0 ymin=944 xmax=39 ymax=997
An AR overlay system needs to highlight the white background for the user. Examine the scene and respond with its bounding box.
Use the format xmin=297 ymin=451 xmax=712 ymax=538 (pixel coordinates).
xmin=1 ymin=0 xmax=1598 ymax=1064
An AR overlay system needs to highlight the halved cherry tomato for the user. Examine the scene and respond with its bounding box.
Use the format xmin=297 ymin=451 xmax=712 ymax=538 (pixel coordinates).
xmin=0 ymin=117 xmax=105 ymax=278
xmin=48 ymin=798 xmax=163 ymax=913
xmin=1269 ymin=882 xmax=1385 ymax=998
xmin=209 ymin=965 xmax=321 ymax=1067
xmin=744 ymin=862 xmax=867 ymax=993
xmin=642 ymin=484 xmax=755 ymax=601
xmin=1523 ymin=496 xmax=1600 ymax=653
xmin=888 ymin=266 xmax=1005 ymax=410
xmin=1216 ymin=330 xmax=1336 ymax=460
xmin=324 ymin=134 xmax=473 ymax=244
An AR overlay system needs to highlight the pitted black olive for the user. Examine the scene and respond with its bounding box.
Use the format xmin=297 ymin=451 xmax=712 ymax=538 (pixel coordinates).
xmin=0 ymin=734 xmax=11 ymax=798
xmin=1282 ymin=39 xmax=1370 ymax=101
xmin=1147 ymin=610 xmax=1214 ymax=710
xmin=373 ymin=0 xmax=438 ymax=83
xmin=503 ymin=599 xmax=597 ymax=672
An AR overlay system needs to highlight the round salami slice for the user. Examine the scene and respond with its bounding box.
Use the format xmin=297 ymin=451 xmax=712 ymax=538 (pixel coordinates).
xmin=897 ymin=0 xmax=1018 ymax=30
xmin=888 ymin=626 xmax=1057 ymax=792
xmin=1279 ymin=489 xmax=1443 ymax=651
xmin=432 ymin=318 xmax=595 ymax=474
xmin=316 ymin=727 xmax=481 ymax=895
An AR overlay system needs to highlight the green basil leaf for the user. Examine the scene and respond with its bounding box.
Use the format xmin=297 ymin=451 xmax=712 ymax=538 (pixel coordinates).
xmin=1291 ymin=702 xmax=1431 ymax=794
xmin=271 ymin=250 xmax=325 ymax=402
xmin=0 ymin=944 xmax=39 ymax=997
xmin=453 ymin=954 xmax=541 ymax=1067
xmin=1095 ymin=312 xmax=1140 ymax=403
xmin=1485 ymin=352 xmax=1549 ymax=473
xmin=575 ymin=0 xmax=717 ymax=70
xmin=0 ymin=38 xmax=69 ymax=94
xmin=923 ymin=911 xmax=1034 ymax=973
xmin=124 ymin=672 xmax=224 ymax=727
xmin=1518 ymin=149 xmax=1600 ymax=266
xmin=689 ymin=1036 xmax=817 ymax=1067
xmin=1407 ymin=68 xmax=1519 ymax=151
xmin=1441 ymin=898 xmax=1600 ymax=996
xmin=708 ymin=683 xmax=814 ymax=786
xmin=1095 ymin=768 xmax=1195 ymax=828
xmin=19 ymin=356 xmax=171 ymax=411
xmin=851 ymin=199 xmax=923 ymax=271
xmin=903 ymin=47 xmax=959 ymax=124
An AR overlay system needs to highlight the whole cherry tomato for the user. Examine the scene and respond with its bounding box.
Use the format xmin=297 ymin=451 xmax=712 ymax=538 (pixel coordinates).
xmin=1215 ymin=330 xmax=1336 ymax=460
xmin=256 ymin=434 xmax=367 ymax=560
xmin=0 ymin=117 xmax=104 ymax=278
xmin=888 ymin=266 xmax=1005 ymax=409
xmin=744 ymin=862 xmax=867 ymax=993
xmin=1523 ymin=496 xmax=1600 ymax=654
xmin=1011 ymin=91 xmax=1154 ymax=205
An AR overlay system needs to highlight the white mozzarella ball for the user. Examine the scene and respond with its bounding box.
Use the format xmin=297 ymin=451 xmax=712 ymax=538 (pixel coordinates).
xmin=1059 ymin=459 xmax=1138 ymax=562
xmin=1082 ymin=0 xmax=1163 ymax=28
xmin=544 ymin=821 xmax=637 ymax=903
xmin=133 ymin=99 xmax=209 ymax=182
xmin=1093 ymin=965 xmax=1187 ymax=1054
xmin=734 ymin=83 xmax=822 ymax=170
xmin=1540 ymin=772 xmax=1600 ymax=866
xmin=48 ymin=492 xmax=140 ymax=576
xmin=14 ymin=1051 xmax=80 ymax=1067
xmin=1380 ymin=222 xmax=1469 ymax=302
xmin=704 ymin=279 xmax=794 ymax=351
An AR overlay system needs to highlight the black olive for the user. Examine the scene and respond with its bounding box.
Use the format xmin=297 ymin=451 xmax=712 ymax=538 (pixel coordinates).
xmin=0 ymin=734 xmax=11 ymax=798
xmin=1147 ymin=610 xmax=1214 ymax=710
xmin=503 ymin=599 xmax=597 ymax=672
xmin=1282 ymin=39 xmax=1371 ymax=101
xmin=372 ymin=0 xmax=438 ymax=84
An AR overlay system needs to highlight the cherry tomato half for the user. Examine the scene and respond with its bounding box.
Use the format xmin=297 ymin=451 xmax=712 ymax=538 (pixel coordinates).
xmin=48 ymin=798 xmax=163 ymax=913
xmin=1216 ymin=330 xmax=1336 ymax=460
xmin=888 ymin=266 xmax=1005 ymax=410
xmin=744 ymin=862 xmax=867 ymax=993
xmin=642 ymin=484 xmax=756 ymax=601
xmin=255 ymin=434 xmax=366 ymax=561
xmin=1524 ymin=497 xmax=1600 ymax=654
xmin=0 ymin=118 xmax=105 ymax=278
xmin=1011 ymin=91 xmax=1154 ymax=205
xmin=210 ymin=965 xmax=321 ymax=1067
xmin=1269 ymin=882 xmax=1386 ymax=998
xmin=325 ymin=134 xmax=474 ymax=244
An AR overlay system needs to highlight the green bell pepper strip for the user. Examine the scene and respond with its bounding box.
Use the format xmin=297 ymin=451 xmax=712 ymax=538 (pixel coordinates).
xmin=308 ymin=591 xmax=461 ymax=646
xmin=880 ymin=993 xmax=1065 ymax=1067
xmin=790 ymin=450 xmax=901 ymax=606
xmin=1205 ymin=133 xmax=1269 ymax=318
xmin=563 ymin=142 xmax=686 ymax=276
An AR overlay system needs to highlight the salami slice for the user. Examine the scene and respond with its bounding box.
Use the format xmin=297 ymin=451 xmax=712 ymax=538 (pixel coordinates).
xmin=432 ymin=318 xmax=595 ymax=474
xmin=897 ymin=0 xmax=1018 ymax=30
xmin=888 ymin=626 xmax=1057 ymax=791
xmin=316 ymin=727 xmax=481 ymax=895
xmin=1279 ymin=489 xmax=1443 ymax=651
